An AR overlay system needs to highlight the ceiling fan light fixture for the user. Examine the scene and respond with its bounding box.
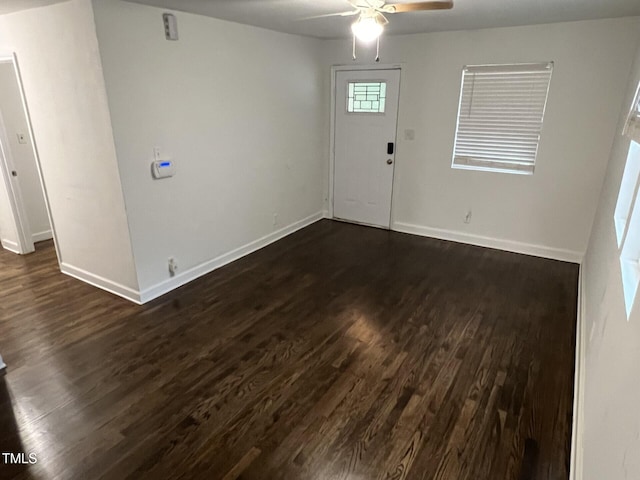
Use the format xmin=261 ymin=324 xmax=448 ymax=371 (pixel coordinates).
xmin=351 ymin=15 xmax=384 ymax=43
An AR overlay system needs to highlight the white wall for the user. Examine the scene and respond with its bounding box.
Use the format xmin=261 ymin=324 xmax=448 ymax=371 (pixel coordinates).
xmin=323 ymin=18 xmax=640 ymax=261
xmin=580 ymin=41 xmax=640 ymax=480
xmin=0 ymin=61 xmax=50 ymax=242
xmin=92 ymin=0 xmax=326 ymax=295
xmin=0 ymin=0 xmax=139 ymax=295
xmin=0 ymin=165 xmax=19 ymax=251
xmin=0 ymin=1 xmax=68 ymax=16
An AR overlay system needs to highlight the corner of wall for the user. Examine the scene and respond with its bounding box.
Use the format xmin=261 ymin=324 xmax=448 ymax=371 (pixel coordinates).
xmin=88 ymin=0 xmax=143 ymax=293
xmin=0 ymin=0 xmax=141 ymax=299
xmin=0 ymin=238 xmax=20 ymax=254
xmin=570 ymin=262 xmax=586 ymax=480
xmin=60 ymin=262 xmax=142 ymax=304
xmin=139 ymin=211 xmax=324 ymax=304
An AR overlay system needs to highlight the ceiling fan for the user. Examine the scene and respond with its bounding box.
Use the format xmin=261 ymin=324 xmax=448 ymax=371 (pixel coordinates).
xmin=317 ymin=0 xmax=453 ymax=42
xmin=310 ymin=0 xmax=453 ymax=60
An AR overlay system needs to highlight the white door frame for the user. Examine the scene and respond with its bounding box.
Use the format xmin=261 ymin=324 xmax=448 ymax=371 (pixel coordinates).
xmin=0 ymin=57 xmax=32 ymax=254
xmin=328 ymin=63 xmax=403 ymax=226
xmin=0 ymin=52 xmax=59 ymax=259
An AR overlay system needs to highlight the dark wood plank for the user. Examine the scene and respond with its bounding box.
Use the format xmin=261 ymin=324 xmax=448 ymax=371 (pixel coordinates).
xmin=0 ymin=220 xmax=577 ymax=480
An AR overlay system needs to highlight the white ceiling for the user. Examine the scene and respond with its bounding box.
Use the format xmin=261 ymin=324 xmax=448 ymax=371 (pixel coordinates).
xmin=125 ymin=0 xmax=640 ymax=38
xmin=0 ymin=0 xmax=67 ymax=15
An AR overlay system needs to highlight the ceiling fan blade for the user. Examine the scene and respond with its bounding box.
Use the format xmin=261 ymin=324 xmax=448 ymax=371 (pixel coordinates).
xmin=375 ymin=11 xmax=389 ymax=25
xmin=301 ymin=9 xmax=360 ymax=20
xmin=347 ymin=0 xmax=385 ymax=8
xmin=383 ymin=1 xmax=453 ymax=13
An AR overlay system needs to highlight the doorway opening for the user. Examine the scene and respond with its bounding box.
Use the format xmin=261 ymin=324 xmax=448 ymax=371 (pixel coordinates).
xmin=0 ymin=53 xmax=57 ymax=258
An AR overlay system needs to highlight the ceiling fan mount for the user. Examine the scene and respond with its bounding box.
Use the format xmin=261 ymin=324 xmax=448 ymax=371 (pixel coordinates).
xmin=310 ymin=0 xmax=453 ymax=42
xmin=305 ymin=0 xmax=453 ymax=61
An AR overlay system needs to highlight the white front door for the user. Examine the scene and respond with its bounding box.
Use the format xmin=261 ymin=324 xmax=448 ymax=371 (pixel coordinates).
xmin=333 ymin=69 xmax=401 ymax=228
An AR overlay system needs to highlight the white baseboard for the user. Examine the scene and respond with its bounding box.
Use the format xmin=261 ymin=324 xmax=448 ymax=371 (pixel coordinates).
xmin=139 ymin=211 xmax=325 ymax=304
xmin=322 ymin=209 xmax=331 ymax=219
xmin=58 ymin=212 xmax=324 ymax=305
xmin=1 ymin=238 xmax=20 ymax=254
xmin=32 ymin=229 xmax=53 ymax=243
xmin=570 ymin=265 xmax=586 ymax=480
xmin=392 ymin=222 xmax=584 ymax=263
xmin=60 ymin=262 xmax=142 ymax=304
xmin=0 ymin=353 xmax=5 ymax=372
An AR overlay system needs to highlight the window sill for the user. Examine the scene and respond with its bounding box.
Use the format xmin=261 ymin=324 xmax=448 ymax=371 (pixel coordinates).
xmin=451 ymin=163 xmax=534 ymax=176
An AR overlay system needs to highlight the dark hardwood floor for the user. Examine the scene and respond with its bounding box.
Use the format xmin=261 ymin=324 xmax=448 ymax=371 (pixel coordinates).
xmin=0 ymin=220 xmax=578 ymax=480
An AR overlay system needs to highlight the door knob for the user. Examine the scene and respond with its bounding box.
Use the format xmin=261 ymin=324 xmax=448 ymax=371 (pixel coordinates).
xmin=386 ymin=159 xmax=393 ymax=165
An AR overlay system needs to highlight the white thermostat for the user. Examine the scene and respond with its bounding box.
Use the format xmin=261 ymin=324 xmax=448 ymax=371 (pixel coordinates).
xmin=152 ymin=160 xmax=175 ymax=179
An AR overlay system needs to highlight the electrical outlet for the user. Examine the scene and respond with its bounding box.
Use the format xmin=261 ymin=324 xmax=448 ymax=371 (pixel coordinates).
xmin=464 ymin=210 xmax=472 ymax=224
xmin=168 ymin=257 xmax=178 ymax=277
xmin=17 ymin=133 xmax=27 ymax=144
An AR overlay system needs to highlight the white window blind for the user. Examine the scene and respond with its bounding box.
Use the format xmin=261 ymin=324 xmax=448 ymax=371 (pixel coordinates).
xmin=452 ymin=62 xmax=553 ymax=175
xmin=624 ymin=82 xmax=640 ymax=143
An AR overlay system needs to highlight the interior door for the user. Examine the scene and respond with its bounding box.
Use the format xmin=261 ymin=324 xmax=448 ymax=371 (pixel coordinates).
xmin=333 ymin=69 xmax=400 ymax=228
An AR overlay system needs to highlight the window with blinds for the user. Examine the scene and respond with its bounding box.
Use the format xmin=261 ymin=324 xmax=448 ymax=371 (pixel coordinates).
xmin=452 ymin=62 xmax=553 ymax=175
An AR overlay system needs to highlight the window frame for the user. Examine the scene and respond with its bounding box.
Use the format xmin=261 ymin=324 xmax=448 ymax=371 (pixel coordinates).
xmin=451 ymin=62 xmax=554 ymax=175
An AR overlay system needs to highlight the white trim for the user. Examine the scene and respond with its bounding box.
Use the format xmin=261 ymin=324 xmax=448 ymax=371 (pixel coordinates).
xmin=1 ymin=238 xmax=20 ymax=254
xmin=60 ymin=262 xmax=143 ymax=304
xmin=327 ymin=66 xmax=337 ymax=218
xmin=11 ymin=53 xmax=60 ymax=262
xmin=329 ymin=67 xmax=337 ymax=219
xmin=392 ymin=221 xmax=583 ymax=263
xmin=139 ymin=212 xmax=325 ymax=304
xmin=451 ymin=161 xmax=534 ymax=176
xmin=32 ymin=229 xmax=52 ymax=243
xmin=0 ymin=353 xmax=6 ymax=372
xmin=331 ymin=64 xmax=404 ymax=72
xmin=570 ymin=265 xmax=586 ymax=480
xmin=464 ymin=61 xmax=553 ymax=74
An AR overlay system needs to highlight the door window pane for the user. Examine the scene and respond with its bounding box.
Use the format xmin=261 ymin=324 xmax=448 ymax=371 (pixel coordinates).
xmin=347 ymin=82 xmax=386 ymax=113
